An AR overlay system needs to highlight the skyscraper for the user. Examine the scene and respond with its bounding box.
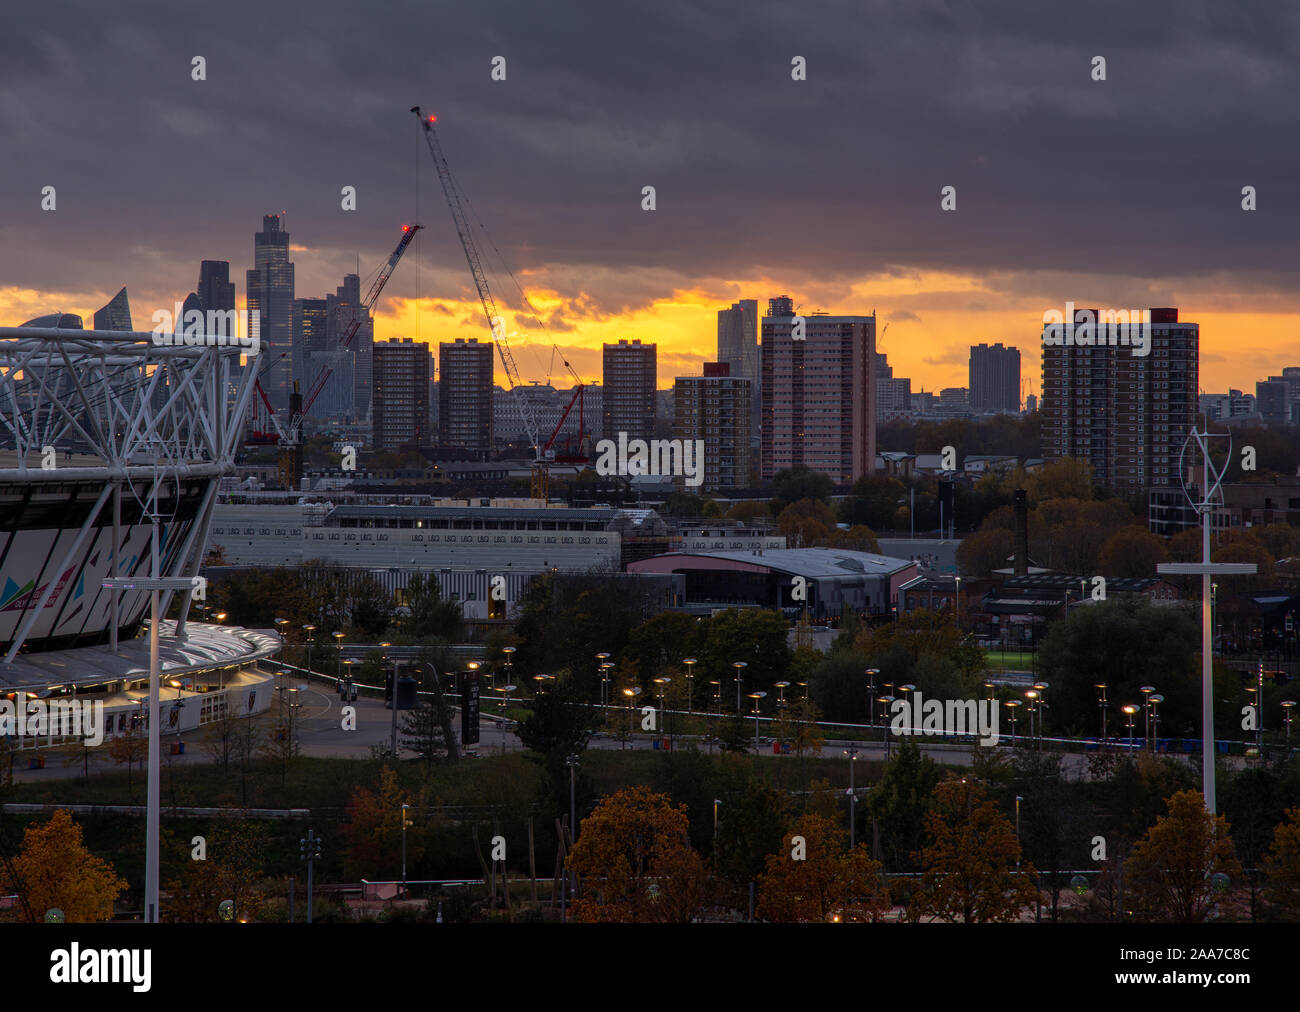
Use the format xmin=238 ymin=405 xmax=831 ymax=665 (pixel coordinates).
xmin=674 ymin=362 xmax=753 ymax=491
xmin=1041 ymin=307 xmax=1197 ymax=494
xmin=92 ymin=287 xmax=132 ymax=331
xmin=969 ymin=343 xmax=1021 ymax=413
xmin=246 ymin=215 xmax=295 ymax=412
xmin=197 ymin=261 xmax=235 ymax=337
xmin=374 ymin=337 xmax=432 ymax=450
xmin=718 ymin=300 xmax=759 ymax=438
xmin=292 ymin=297 xmax=330 ymax=419
xmin=438 ymin=337 xmax=494 ymax=455
xmin=760 ymin=296 xmax=875 ymax=483
xmin=602 ymin=339 xmax=657 ymax=442
xmin=327 ymin=274 xmax=372 ymax=422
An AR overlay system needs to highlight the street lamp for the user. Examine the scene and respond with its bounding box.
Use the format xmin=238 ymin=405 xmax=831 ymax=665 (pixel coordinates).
xmin=654 ymin=677 xmax=671 ymax=741
xmin=1149 ymin=694 xmax=1164 ymax=749
xmin=401 ymin=803 xmax=411 ymax=899
xmin=1014 ymin=795 xmax=1023 ymax=868
xmin=865 ymin=668 xmax=880 ymax=726
xmin=845 ymin=746 xmax=860 ymax=848
xmin=1281 ymin=700 xmax=1295 ymax=743
xmin=774 ymin=680 xmax=790 ymax=707
xmin=302 ymin=624 xmax=316 ymax=675
xmin=1033 ymin=682 xmax=1049 ymax=746
xmin=595 ymin=652 xmax=610 ymax=706
xmin=1004 ymin=699 xmax=1021 ymax=745
xmin=1139 ymin=685 xmax=1156 ymax=750
xmin=273 ymin=617 xmax=288 ymax=656
xmin=748 ymin=691 xmax=767 ymax=752
xmin=501 ymin=646 xmax=515 ymax=694
xmin=877 ymin=695 xmax=895 ymax=757
xmin=1095 ymin=683 xmax=1109 ymax=746
xmin=1024 ymin=690 xmax=1039 ymax=744
xmin=732 ymin=661 xmax=747 ymax=713
xmin=332 ymin=631 xmax=344 ymax=684
xmin=622 ymin=687 xmax=641 ymax=748
xmin=1122 ymin=704 xmax=1139 ymax=746
xmin=683 ymin=658 xmax=697 ymax=713
xmin=953 ymin=576 xmax=962 ymax=626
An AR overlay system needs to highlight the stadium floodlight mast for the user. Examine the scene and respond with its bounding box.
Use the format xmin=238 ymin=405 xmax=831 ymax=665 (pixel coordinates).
xmin=1157 ymin=426 xmax=1256 ymax=815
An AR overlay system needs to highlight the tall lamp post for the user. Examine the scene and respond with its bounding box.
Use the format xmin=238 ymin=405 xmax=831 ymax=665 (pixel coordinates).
xmin=332 ymin=630 xmax=345 ymax=685
xmin=1282 ymin=700 xmax=1295 ymax=744
xmin=400 ymin=803 xmax=410 ymax=899
xmin=1139 ymin=685 xmax=1156 ymax=750
xmin=595 ymin=652 xmax=610 ymax=706
xmin=1149 ymin=694 xmax=1164 ymax=749
xmin=302 ymin=624 xmax=316 ymax=675
xmin=748 ymin=691 xmax=766 ymax=752
xmin=683 ymin=657 xmax=697 ymax=713
xmin=1095 ymin=683 xmax=1108 ymax=746
xmin=865 ymin=668 xmax=879 ymax=727
xmin=732 ymin=661 xmax=747 ymax=713
xmin=1157 ymin=426 xmax=1258 ymax=814
xmin=1004 ymin=699 xmax=1021 ymax=746
xmin=654 ymin=677 xmax=672 ymax=742
xmin=845 ymin=746 xmax=860 ymax=848
xmin=1033 ymin=681 xmax=1049 ymax=747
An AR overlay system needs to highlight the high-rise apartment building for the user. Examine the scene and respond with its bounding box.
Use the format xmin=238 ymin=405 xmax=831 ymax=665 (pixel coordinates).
xmin=969 ymin=343 xmax=1021 ymax=413
xmin=438 ymin=337 xmax=494 ymax=455
xmin=1041 ymin=307 xmax=1197 ymax=494
xmin=246 ymin=215 xmax=295 ymax=412
xmin=673 ymin=362 xmax=753 ymax=492
xmin=373 ymin=337 xmax=432 ymax=450
xmin=760 ymin=296 xmax=875 ymax=483
xmin=602 ymin=339 xmax=657 ymax=442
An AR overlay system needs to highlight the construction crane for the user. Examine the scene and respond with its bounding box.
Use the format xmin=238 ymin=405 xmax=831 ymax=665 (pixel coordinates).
xmin=252 ymin=224 xmax=421 ymax=486
xmin=413 ymin=105 xmax=559 ymax=499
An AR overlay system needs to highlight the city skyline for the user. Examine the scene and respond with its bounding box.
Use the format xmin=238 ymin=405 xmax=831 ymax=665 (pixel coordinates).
xmin=3 ymin=4 xmax=1299 ymax=394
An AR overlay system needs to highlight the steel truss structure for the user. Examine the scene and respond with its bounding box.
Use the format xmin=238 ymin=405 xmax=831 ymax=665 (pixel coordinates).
xmin=0 ymin=326 xmax=258 ymax=662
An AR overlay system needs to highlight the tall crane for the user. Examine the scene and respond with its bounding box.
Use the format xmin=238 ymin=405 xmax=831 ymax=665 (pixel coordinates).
xmin=255 ymin=223 xmax=421 ymax=486
xmin=412 ymin=105 xmax=555 ymax=499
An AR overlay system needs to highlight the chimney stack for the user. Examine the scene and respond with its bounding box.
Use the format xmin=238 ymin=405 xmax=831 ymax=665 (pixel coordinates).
xmin=1014 ymin=489 xmax=1029 ymax=577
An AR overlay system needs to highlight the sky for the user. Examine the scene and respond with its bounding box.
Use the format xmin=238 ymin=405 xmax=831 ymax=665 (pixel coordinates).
xmin=2 ymin=0 xmax=1299 ymax=396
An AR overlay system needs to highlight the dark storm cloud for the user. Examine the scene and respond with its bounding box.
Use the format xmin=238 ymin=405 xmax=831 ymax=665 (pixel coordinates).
xmin=1 ymin=0 xmax=1298 ymax=320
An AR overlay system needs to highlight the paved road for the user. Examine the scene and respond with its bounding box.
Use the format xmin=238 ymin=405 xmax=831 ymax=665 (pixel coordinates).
xmin=7 ymin=685 xmax=1174 ymax=783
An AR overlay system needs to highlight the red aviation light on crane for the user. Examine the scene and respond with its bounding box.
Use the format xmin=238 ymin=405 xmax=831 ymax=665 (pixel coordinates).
xmin=428 ymin=115 xmax=437 ymax=123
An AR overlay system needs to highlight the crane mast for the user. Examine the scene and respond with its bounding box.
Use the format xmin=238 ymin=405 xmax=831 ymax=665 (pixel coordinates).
xmin=412 ymin=106 xmax=551 ymax=497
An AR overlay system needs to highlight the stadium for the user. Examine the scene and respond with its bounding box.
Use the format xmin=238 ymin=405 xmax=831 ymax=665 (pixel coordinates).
xmin=0 ymin=319 xmax=280 ymax=753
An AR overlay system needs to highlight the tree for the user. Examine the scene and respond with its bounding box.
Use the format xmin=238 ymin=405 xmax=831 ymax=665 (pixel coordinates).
xmin=957 ymin=527 xmax=1014 ymax=577
xmin=1097 ymin=526 xmax=1170 ymax=578
xmin=1038 ymin=598 xmax=1199 ymax=737
xmin=913 ymin=776 xmax=1039 ymax=923
xmin=771 ymin=467 xmax=835 ymax=513
xmin=108 ymin=722 xmax=148 ymax=788
xmin=867 ymin=739 xmax=941 ymax=872
xmin=1125 ymin=789 xmax=1241 ymax=922
xmin=9 ymin=809 xmax=126 ymax=922
xmin=403 ymin=573 xmax=463 ymax=643
xmin=568 ymin=787 xmax=707 ymax=923
xmin=165 ymin=820 xmax=269 ymax=922
xmin=400 ymin=697 xmax=457 ymax=771
xmin=756 ymin=814 xmax=889 ymax=922
xmin=1263 ymin=807 xmax=1300 ymax=920
xmin=342 ymin=766 xmax=426 ymax=881
xmin=776 ymin=498 xmax=837 ymax=548
xmin=714 ymin=779 xmax=792 ymax=890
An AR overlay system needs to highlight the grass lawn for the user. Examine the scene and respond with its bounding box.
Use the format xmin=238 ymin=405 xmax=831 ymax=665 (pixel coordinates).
xmin=984 ymin=650 xmax=1036 ymax=670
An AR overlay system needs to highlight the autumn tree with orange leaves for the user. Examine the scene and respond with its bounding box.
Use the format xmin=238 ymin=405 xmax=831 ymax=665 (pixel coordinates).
xmin=756 ymin=814 xmax=889 ymax=923
xmin=6 ymin=809 xmax=126 ymax=922
xmin=567 ymin=786 xmax=706 ymax=923
xmin=1264 ymin=807 xmax=1300 ymax=920
xmin=1125 ymin=789 xmax=1242 ymax=923
xmin=912 ymin=776 xmax=1039 ymax=923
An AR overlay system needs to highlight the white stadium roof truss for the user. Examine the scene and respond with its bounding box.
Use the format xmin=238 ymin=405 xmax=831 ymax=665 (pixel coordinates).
xmin=0 ymin=327 xmax=258 ymax=663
